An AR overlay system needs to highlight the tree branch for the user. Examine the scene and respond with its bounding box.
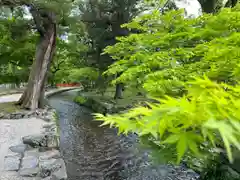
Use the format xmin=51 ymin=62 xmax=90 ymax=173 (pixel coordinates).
xmin=28 ymin=5 xmax=46 ymax=36
xmin=0 ymin=0 xmax=56 ymax=37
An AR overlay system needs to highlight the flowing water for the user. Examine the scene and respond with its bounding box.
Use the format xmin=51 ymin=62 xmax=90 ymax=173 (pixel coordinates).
xmin=48 ymin=90 xmax=199 ymax=180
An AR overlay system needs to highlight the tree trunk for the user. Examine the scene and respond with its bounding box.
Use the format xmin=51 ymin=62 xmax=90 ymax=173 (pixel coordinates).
xmin=114 ymin=83 xmax=124 ymax=99
xmin=114 ymin=73 xmax=124 ymax=99
xmin=225 ymin=0 xmax=238 ymax=7
xmin=198 ymin=0 xmax=238 ymax=13
xmin=198 ymin=0 xmax=217 ymax=13
xmin=17 ymin=10 xmax=56 ymax=110
xmin=50 ymin=71 xmax=56 ymax=87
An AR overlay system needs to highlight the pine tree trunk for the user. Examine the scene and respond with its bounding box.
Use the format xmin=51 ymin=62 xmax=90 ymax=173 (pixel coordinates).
xmin=198 ymin=0 xmax=238 ymax=13
xmin=114 ymin=83 xmax=124 ymax=99
xmin=17 ymin=17 xmax=56 ymax=110
xmin=114 ymin=73 xmax=124 ymax=99
xmin=198 ymin=0 xmax=217 ymax=13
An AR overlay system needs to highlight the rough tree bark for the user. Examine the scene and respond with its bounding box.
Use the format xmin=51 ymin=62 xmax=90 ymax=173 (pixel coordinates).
xmin=17 ymin=6 xmax=56 ymax=110
xmin=197 ymin=0 xmax=218 ymax=13
xmin=114 ymin=73 xmax=124 ymax=99
xmin=197 ymin=0 xmax=238 ymax=13
xmin=114 ymin=83 xmax=124 ymax=99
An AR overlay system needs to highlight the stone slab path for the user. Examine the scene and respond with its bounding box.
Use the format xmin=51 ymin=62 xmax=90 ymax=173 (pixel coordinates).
xmin=0 ymin=88 xmax=76 ymax=179
xmin=0 ymin=118 xmax=48 ymax=179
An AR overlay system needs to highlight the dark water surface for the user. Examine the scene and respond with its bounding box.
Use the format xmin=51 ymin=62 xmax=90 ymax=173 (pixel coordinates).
xmin=48 ymin=90 xmax=198 ymax=180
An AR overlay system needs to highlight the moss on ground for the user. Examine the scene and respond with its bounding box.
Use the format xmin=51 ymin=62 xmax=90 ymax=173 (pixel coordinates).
xmin=0 ymin=102 xmax=22 ymax=114
xmin=74 ymin=96 xmax=87 ymax=104
xmin=74 ymin=88 xmax=148 ymax=113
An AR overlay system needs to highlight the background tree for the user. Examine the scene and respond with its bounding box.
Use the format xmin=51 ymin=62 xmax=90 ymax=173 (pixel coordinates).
xmin=79 ymin=0 xmax=140 ymax=99
xmin=0 ymin=6 xmax=35 ymax=87
xmin=0 ymin=0 xmax=77 ymax=109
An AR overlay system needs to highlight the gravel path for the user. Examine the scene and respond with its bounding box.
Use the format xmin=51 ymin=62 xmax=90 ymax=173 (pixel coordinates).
xmin=0 ymin=94 xmax=22 ymax=103
xmin=0 ymin=118 xmax=47 ymax=179
xmin=0 ymin=87 xmax=79 ymax=103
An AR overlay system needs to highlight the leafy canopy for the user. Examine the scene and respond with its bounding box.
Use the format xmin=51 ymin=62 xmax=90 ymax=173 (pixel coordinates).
xmin=95 ymin=4 xmax=240 ymax=164
xmin=95 ymin=77 xmax=240 ymax=164
xmin=103 ymin=5 xmax=240 ymax=96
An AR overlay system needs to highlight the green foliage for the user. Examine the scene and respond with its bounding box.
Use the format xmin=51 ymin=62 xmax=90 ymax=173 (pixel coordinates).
xmin=0 ymin=10 xmax=35 ymax=84
xmin=94 ymin=77 xmax=240 ymax=164
xmin=53 ymin=66 xmax=99 ymax=88
xmin=103 ymin=5 xmax=240 ymax=97
xmin=94 ymin=3 xmax=240 ymax=166
xmin=74 ymin=96 xmax=87 ymax=104
xmin=52 ymin=111 xmax=60 ymax=134
xmin=68 ymin=67 xmax=99 ymax=82
xmin=48 ymin=37 xmax=89 ymax=85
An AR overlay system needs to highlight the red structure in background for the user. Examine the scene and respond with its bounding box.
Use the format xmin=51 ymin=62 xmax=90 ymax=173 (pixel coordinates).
xmin=56 ymin=83 xmax=81 ymax=87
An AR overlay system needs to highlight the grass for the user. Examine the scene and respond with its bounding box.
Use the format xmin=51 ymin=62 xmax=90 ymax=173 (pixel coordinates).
xmin=0 ymin=102 xmax=22 ymax=113
xmin=52 ymin=111 xmax=60 ymax=135
xmin=0 ymin=88 xmax=23 ymax=114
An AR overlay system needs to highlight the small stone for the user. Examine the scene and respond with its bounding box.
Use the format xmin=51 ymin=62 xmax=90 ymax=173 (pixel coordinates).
xmin=39 ymin=147 xmax=56 ymax=152
xmin=39 ymin=159 xmax=62 ymax=178
xmin=21 ymin=156 xmax=39 ymax=169
xmin=43 ymin=123 xmax=57 ymax=133
xmin=43 ymin=115 xmax=53 ymax=122
xmin=15 ymin=113 xmax=24 ymax=119
xmin=46 ymin=134 xmax=59 ymax=148
xmin=4 ymin=155 xmax=21 ymax=171
xmin=22 ymin=133 xmax=59 ymax=148
xmin=45 ymin=126 xmax=57 ymax=133
xmin=24 ymin=115 xmax=29 ymax=118
xmin=24 ymin=148 xmax=40 ymax=157
xmin=25 ymin=111 xmax=35 ymax=118
xmin=22 ymin=134 xmax=47 ymax=147
xmin=10 ymin=113 xmax=16 ymax=119
xmin=6 ymin=150 xmax=22 ymax=157
xmin=4 ymin=114 xmax=11 ymax=119
xmin=43 ymin=123 xmax=55 ymax=129
xmin=39 ymin=150 xmax=61 ymax=160
xmin=9 ymin=144 xmax=28 ymax=154
xmin=42 ymin=177 xmax=52 ymax=180
xmin=19 ymin=167 xmax=40 ymax=177
xmin=50 ymin=159 xmax=67 ymax=180
xmin=0 ymin=112 xmax=5 ymax=118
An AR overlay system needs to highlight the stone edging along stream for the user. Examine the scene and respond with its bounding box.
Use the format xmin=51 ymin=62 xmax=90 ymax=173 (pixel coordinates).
xmin=1 ymin=88 xmax=80 ymax=180
xmin=74 ymin=94 xmax=131 ymax=114
xmin=4 ymin=109 xmax=67 ymax=180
